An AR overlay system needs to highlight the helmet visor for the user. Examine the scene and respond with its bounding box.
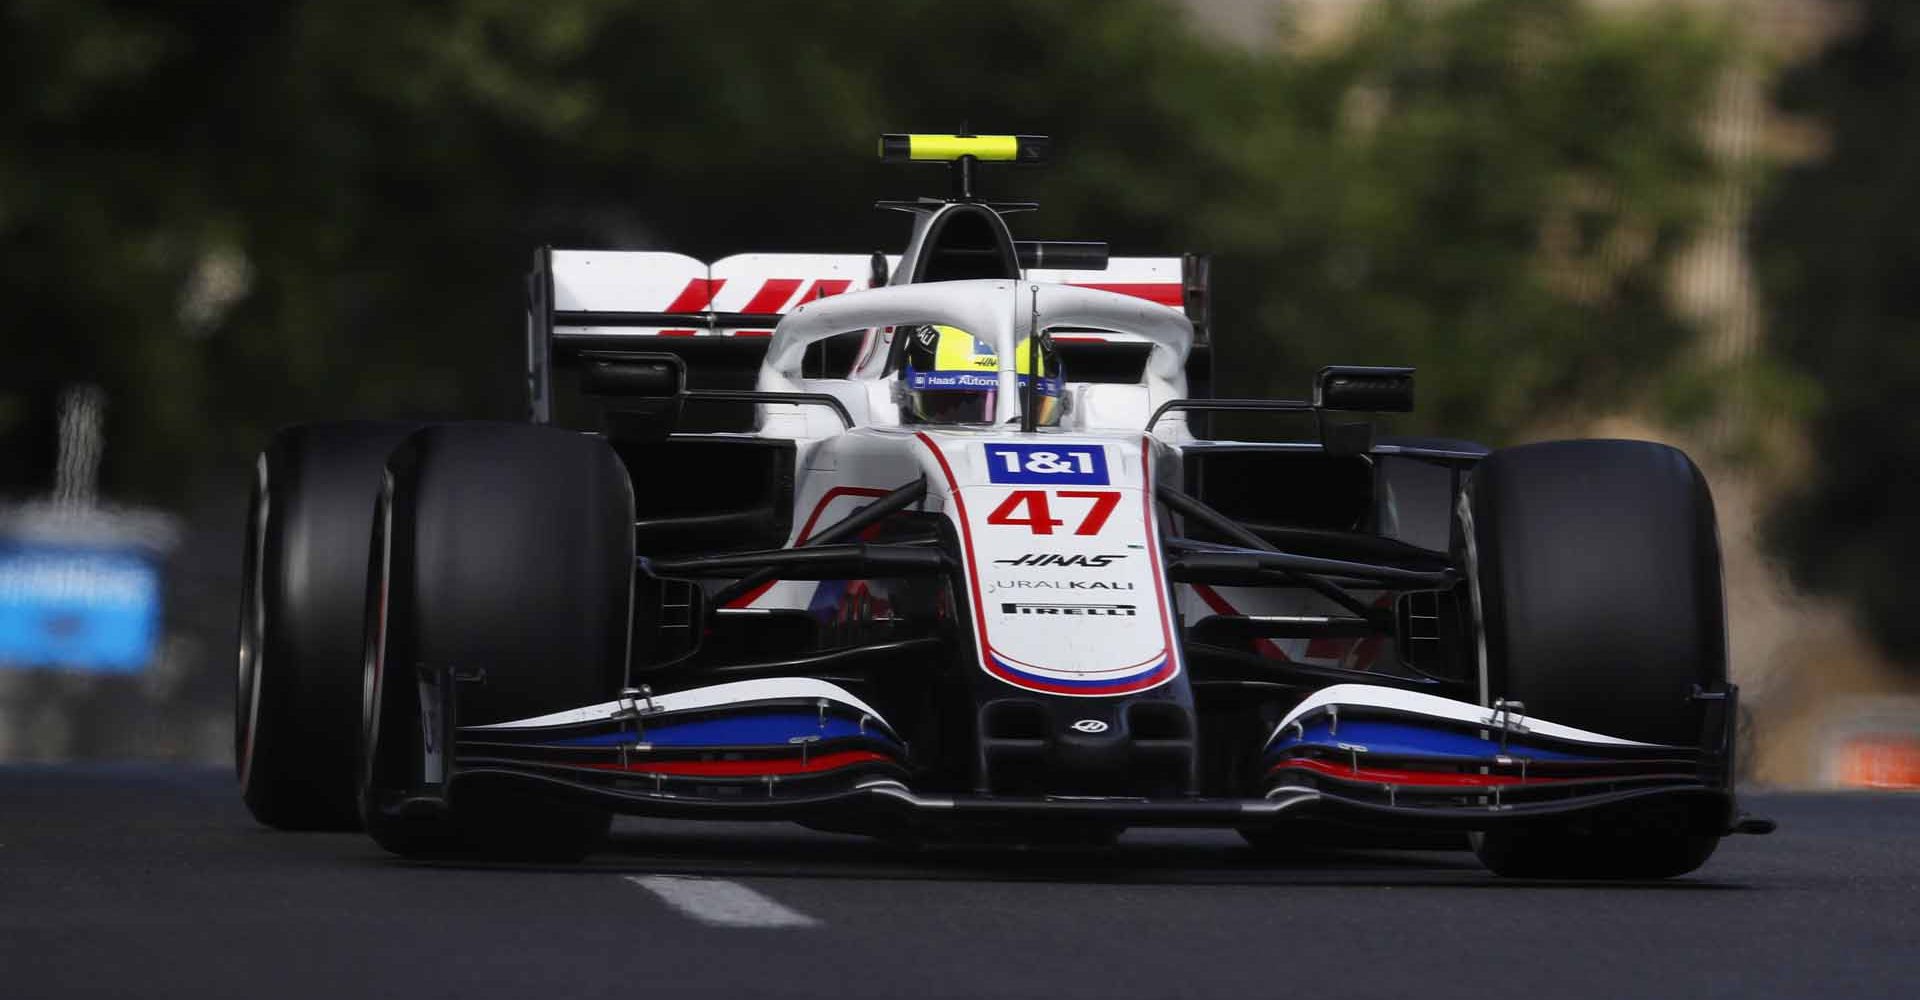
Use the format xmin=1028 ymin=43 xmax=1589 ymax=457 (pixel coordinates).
xmin=901 ymin=360 xmax=1064 ymax=426
xmin=904 ymin=367 xmax=997 ymax=425
xmin=910 ymin=389 xmax=998 ymax=424
xmin=1018 ymin=374 xmax=1064 ymax=427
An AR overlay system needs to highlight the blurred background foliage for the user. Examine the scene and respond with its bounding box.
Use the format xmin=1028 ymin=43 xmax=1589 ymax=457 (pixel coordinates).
xmin=1756 ymin=0 xmax=1920 ymax=670
xmin=0 ymin=0 xmax=1916 ymax=724
xmin=1 ymin=0 xmax=1736 ymax=497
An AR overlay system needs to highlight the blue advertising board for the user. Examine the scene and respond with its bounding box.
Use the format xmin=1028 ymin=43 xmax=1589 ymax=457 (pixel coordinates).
xmin=0 ymin=544 xmax=161 ymax=672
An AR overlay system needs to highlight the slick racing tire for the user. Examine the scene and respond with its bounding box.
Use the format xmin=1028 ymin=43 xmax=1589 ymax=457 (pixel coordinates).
xmin=359 ymin=424 xmax=631 ymax=861
xmin=238 ymin=421 xmax=422 ymax=831
xmin=1463 ymin=439 xmax=1726 ymax=879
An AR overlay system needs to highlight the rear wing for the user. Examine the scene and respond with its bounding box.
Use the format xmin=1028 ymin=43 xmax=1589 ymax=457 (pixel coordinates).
xmin=526 ymin=248 xmax=1211 ymax=422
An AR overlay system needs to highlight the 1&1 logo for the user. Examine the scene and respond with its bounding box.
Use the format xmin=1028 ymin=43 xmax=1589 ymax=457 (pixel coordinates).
xmin=983 ymin=444 xmax=1110 ymax=486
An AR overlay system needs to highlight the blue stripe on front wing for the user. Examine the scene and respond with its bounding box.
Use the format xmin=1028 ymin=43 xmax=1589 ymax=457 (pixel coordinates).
xmin=1265 ymin=719 xmax=1598 ymax=762
xmin=548 ymin=712 xmax=888 ymax=749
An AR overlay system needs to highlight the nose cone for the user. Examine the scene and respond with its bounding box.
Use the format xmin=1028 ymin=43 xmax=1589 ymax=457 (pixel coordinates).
xmin=977 ymin=697 xmax=1195 ymax=797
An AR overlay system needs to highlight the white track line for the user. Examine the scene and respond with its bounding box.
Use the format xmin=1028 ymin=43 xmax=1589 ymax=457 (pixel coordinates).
xmin=625 ymin=875 xmax=820 ymax=929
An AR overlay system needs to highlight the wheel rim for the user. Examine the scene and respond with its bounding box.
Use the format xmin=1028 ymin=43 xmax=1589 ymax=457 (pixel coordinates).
xmin=358 ymin=476 xmax=396 ymax=804
xmin=1455 ymin=488 xmax=1492 ymax=708
xmin=236 ymin=454 xmax=269 ymax=789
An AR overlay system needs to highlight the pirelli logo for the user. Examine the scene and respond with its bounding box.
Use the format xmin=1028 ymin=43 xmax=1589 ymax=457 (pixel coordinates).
xmin=999 ymin=603 xmax=1137 ymax=617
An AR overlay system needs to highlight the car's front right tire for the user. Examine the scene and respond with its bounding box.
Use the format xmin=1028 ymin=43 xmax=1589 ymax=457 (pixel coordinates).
xmin=1463 ymin=439 xmax=1728 ymax=879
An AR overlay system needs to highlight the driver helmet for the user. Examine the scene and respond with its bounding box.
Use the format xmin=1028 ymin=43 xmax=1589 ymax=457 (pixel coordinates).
xmin=900 ymin=324 xmax=1063 ymax=425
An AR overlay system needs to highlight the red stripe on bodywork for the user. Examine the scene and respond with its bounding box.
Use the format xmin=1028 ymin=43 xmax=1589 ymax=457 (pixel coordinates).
xmin=664 ymin=278 xmax=724 ymax=312
xmin=793 ymin=487 xmax=894 ymax=544
xmin=1190 ymin=584 xmax=1237 ymax=617
xmin=740 ymin=278 xmax=803 ymax=314
xmin=723 ymin=580 xmax=777 ymax=609
xmin=722 ymin=486 xmax=895 ymax=609
xmin=1136 ymin=439 xmax=1180 ymax=678
xmin=1271 ymin=757 xmax=1570 ymax=787
xmin=1069 ymin=282 xmax=1183 ymax=308
xmin=915 ymin=433 xmax=994 ymax=677
xmin=1190 ymin=585 xmax=1292 ymax=662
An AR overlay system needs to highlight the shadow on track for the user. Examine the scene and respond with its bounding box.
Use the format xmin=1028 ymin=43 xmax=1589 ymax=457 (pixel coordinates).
xmin=390 ymin=818 xmax=1752 ymax=891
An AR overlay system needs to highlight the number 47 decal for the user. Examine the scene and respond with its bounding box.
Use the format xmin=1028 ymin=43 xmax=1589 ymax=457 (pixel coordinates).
xmin=985 ymin=490 xmax=1122 ymax=536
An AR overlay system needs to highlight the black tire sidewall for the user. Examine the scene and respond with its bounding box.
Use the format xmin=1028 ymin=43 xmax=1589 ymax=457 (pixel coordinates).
xmin=1467 ymin=439 xmax=1725 ymax=746
xmin=1464 ymin=439 xmax=1729 ymax=878
xmin=359 ymin=424 xmax=631 ymax=859
xmin=239 ymin=420 xmax=422 ymax=830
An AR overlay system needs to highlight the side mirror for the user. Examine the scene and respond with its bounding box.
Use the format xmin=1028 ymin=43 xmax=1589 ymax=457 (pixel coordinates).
xmin=580 ymin=352 xmax=685 ymax=442
xmin=1015 ymin=241 xmax=1109 ymax=270
xmin=1316 ymin=366 xmax=1415 ymax=413
xmin=581 ymin=353 xmax=685 ymax=398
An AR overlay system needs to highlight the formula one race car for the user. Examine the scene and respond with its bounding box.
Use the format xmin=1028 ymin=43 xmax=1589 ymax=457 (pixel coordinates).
xmin=237 ymin=134 xmax=1771 ymax=876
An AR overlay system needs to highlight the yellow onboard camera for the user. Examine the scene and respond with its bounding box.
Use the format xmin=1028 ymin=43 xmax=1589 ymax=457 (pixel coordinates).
xmin=878 ymin=133 xmax=1050 ymax=164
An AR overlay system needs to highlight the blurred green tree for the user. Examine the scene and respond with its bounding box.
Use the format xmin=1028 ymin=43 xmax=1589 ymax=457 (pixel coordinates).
xmin=1198 ymin=0 xmax=1730 ymax=437
xmin=0 ymin=0 xmax=1730 ymax=505
xmin=1754 ymin=0 xmax=1920 ymax=671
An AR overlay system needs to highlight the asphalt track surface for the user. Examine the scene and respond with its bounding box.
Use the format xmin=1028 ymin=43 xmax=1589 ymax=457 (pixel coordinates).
xmin=2 ymin=766 xmax=1915 ymax=999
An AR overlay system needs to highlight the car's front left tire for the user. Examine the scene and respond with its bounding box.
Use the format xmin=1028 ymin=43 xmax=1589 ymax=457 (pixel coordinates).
xmin=359 ymin=423 xmax=633 ymax=860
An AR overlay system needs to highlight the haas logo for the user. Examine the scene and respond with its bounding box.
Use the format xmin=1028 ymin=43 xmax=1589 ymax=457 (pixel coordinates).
xmin=1070 ymin=719 xmax=1110 ymax=734
xmin=995 ymin=553 xmax=1126 ymax=568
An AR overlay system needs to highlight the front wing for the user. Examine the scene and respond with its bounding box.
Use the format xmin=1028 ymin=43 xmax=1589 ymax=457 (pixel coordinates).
xmin=378 ymin=667 xmax=1759 ymax=840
